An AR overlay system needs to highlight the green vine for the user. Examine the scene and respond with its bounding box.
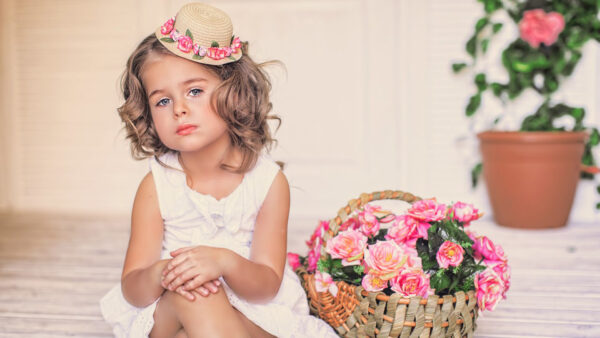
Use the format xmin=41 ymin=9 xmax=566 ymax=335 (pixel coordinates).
xmin=453 ymin=0 xmax=600 ymax=209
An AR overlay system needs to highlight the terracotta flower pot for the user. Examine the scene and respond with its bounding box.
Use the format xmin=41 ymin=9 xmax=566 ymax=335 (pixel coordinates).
xmin=477 ymin=131 xmax=587 ymax=229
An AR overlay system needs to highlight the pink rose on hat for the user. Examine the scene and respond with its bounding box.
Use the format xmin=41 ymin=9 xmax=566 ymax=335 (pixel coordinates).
xmin=436 ymin=241 xmax=465 ymax=269
xmin=177 ymin=36 xmax=193 ymax=53
xmin=161 ymin=17 xmax=175 ymax=35
xmin=325 ymin=229 xmax=368 ymax=266
xmin=519 ymin=9 xmax=565 ymax=48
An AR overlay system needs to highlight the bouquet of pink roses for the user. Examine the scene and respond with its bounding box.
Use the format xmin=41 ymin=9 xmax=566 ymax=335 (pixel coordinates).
xmin=289 ymin=190 xmax=510 ymax=337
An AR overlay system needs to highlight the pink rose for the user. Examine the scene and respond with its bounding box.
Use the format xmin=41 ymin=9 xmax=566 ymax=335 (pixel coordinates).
xmin=401 ymin=246 xmax=422 ymax=269
xmin=475 ymin=268 xmax=505 ymax=311
xmin=408 ymin=199 xmax=447 ymax=222
xmin=385 ymin=215 xmax=430 ymax=246
xmin=390 ymin=269 xmax=434 ymax=298
xmin=489 ymin=261 xmax=511 ymax=298
xmin=363 ymin=241 xmax=407 ymax=280
xmin=160 ymin=17 xmax=175 ymax=35
xmin=326 ymin=230 xmax=368 ymax=266
xmin=231 ymin=37 xmax=242 ymax=51
xmin=287 ymin=253 xmax=301 ymax=270
xmin=306 ymin=221 xmax=329 ymax=249
xmin=450 ymin=202 xmax=481 ymax=225
xmin=436 ymin=241 xmax=465 ymax=269
xmin=473 ymin=235 xmax=506 ymax=263
xmin=315 ymin=271 xmax=338 ymax=296
xmin=339 ymin=217 xmax=360 ymax=231
xmin=358 ymin=204 xmax=381 ymax=237
xmin=519 ymin=9 xmax=565 ymax=48
xmin=307 ymin=247 xmax=319 ymax=272
xmin=169 ymin=30 xmax=182 ymax=41
xmin=177 ymin=36 xmax=193 ymax=53
xmin=361 ymin=273 xmax=388 ymax=292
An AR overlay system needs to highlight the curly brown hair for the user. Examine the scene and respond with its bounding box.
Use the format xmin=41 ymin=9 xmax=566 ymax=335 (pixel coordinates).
xmin=118 ymin=33 xmax=281 ymax=173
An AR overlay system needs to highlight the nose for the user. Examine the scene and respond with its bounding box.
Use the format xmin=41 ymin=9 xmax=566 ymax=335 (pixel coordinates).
xmin=173 ymin=100 xmax=188 ymax=119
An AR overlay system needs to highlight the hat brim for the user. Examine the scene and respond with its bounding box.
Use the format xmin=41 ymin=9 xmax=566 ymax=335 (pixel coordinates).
xmin=154 ymin=28 xmax=242 ymax=66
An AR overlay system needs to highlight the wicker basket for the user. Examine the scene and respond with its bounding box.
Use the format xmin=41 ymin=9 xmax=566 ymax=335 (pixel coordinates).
xmin=296 ymin=190 xmax=479 ymax=338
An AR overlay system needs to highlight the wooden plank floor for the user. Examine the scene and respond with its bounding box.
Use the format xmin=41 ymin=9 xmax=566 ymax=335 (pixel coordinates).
xmin=1 ymin=211 xmax=599 ymax=337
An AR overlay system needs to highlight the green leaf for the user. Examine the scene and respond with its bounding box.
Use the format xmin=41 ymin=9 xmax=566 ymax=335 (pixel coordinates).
xmin=466 ymin=36 xmax=477 ymax=58
xmin=160 ymin=37 xmax=175 ymax=43
xmin=228 ymin=56 xmax=236 ymax=61
xmin=590 ymin=128 xmax=600 ymax=146
xmin=596 ymin=202 xmax=600 ymax=210
xmin=475 ymin=18 xmax=489 ymax=33
xmin=492 ymin=22 xmax=503 ymax=34
xmin=192 ymin=54 xmax=204 ymax=60
xmin=431 ymin=270 xmax=451 ymax=291
xmin=481 ymin=39 xmax=490 ymax=53
xmin=475 ymin=73 xmax=487 ymax=91
xmin=211 ymin=41 xmax=219 ymax=47
xmin=185 ymin=29 xmax=193 ymax=40
xmin=452 ymin=63 xmax=467 ymax=73
xmin=332 ymin=259 xmax=343 ymax=269
xmin=471 ymin=162 xmax=482 ymax=188
xmin=466 ymin=93 xmax=481 ymax=117
xmin=490 ymin=82 xmax=504 ymax=97
xmin=317 ymin=258 xmax=331 ymax=272
xmin=353 ymin=265 xmax=364 ymax=275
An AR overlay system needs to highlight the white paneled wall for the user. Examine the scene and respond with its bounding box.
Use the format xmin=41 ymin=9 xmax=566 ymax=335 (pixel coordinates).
xmin=1 ymin=0 xmax=599 ymax=222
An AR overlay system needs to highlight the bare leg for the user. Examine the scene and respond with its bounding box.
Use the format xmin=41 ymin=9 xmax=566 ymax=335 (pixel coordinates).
xmin=150 ymin=290 xmax=183 ymax=338
xmin=150 ymin=287 xmax=273 ymax=338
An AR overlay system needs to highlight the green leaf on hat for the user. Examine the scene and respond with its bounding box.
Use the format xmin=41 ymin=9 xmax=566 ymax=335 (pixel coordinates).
xmin=230 ymin=35 xmax=234 ymax=44
xmin=228 ymin=56 xmax=236 ymax=61
xmin=160 ymin=38 xmax=175 ymax=43
xmin=192 ymin=54 xmax=204 ymax=60
xmin=185 ymin=29 xmax=193 ymax=40
xmin=211 ymin=41 xmax=220 ymax=48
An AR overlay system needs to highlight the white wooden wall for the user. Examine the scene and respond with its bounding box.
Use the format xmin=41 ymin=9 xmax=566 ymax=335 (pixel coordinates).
xmin=1 ymin=0 xmax=599 ymax=222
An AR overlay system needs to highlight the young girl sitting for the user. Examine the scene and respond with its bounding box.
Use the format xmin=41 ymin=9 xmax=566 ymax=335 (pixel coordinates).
xmin=99 ymin=3 xmax=337 ymax=337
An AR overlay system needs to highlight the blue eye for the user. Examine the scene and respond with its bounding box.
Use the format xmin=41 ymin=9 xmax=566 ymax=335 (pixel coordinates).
xmin=156 ymin=98 xmax=170 ymax=107
xmin=189 ymin=88 xmax=203 ymax=96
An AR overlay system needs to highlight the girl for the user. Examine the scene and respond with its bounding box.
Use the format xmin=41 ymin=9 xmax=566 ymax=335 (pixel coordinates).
xmin=99 ymin=3 xmax=337 ymax=338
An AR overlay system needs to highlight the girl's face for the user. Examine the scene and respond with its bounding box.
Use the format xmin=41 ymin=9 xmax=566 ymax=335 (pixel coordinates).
xmin=142 ymin=53 xmax=228 ymax=154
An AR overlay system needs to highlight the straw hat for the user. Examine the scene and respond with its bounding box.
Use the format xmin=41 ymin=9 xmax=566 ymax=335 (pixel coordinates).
xmin=155 ymin=2 xmax=242 ymax=65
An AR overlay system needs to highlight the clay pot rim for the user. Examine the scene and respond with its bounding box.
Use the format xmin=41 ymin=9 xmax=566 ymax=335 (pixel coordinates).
xmin=477 ymin=131 xmax=588 ymax=144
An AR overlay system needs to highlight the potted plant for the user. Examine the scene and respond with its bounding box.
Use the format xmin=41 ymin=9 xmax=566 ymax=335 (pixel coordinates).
xmin=453 ymin=0 xmax=600 ymax=228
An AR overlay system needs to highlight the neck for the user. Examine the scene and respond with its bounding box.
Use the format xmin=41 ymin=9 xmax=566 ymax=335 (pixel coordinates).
xmin=178 ymin=135 xmax=240 ymax=179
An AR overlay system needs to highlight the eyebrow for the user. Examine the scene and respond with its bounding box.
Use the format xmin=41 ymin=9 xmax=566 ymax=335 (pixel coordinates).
xmin=147 ymin=77 xmax=208 ymax=99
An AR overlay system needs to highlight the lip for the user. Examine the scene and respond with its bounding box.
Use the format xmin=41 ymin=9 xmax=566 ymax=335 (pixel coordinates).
xmin=176 ymin=124 xmax=197 ymax=136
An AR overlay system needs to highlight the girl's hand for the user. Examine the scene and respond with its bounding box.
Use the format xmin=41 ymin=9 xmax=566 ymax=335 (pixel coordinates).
xmin=160 ymin=246 xmax=231 ymax=292
xmin=170 ymin=280 xmax=221 ymax=301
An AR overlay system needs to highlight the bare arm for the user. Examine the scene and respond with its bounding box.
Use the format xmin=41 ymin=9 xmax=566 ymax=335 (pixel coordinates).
xmin=220 ymin=170 xmax=290 ymax=302
xmin=120 ymin=173 xmax=168 ymax=307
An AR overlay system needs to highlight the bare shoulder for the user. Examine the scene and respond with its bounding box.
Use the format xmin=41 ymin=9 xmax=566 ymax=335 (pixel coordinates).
xmin=269 ymin=170 xmax=290 ymax=197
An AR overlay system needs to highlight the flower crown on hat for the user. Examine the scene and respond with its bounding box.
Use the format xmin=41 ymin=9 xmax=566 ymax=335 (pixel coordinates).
xmin=158 ymin=17 xmax=242 ymax=62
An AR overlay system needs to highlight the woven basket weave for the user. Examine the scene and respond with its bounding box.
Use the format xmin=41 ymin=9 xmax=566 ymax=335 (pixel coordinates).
xmin=297 ymin=190 xmax=479 ymax=338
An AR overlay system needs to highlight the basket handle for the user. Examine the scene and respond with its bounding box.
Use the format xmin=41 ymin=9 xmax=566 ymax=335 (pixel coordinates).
xmin=321 ymin=190 xmax=422 ymax=244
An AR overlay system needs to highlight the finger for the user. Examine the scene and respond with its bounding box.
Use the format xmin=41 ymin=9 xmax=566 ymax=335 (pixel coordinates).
xmin=203 ymin=280 xmax=220 ymax=293
xmin=170 ymin=246 xmax=194 ymax=257
xmin=182 ymin=275 xmax=208 ymax=291
xmin=175 ymin=286 xmax=195 ymax=301
xmin=162 ymin=264 xmax=194 ymax=289
xmin=166 ymin=250 xmax=191 ymax=271
xmin=162 ymin=257 xmax=193 ymax=286
xmin=194 ymin=286 xmax=210 ymax=297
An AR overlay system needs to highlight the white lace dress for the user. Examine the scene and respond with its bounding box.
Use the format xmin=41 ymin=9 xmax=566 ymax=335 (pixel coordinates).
xmin=99 ymin=152 xmax=337 ymax=338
